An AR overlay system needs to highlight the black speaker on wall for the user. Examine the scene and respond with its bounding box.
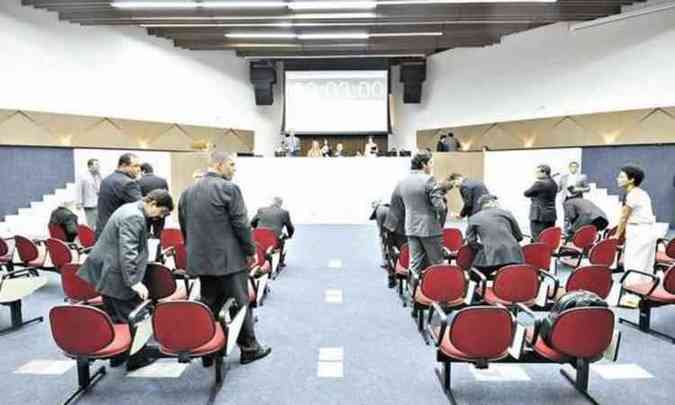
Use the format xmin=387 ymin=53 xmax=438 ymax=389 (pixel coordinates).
xmin=399 ymin=60 xmax=426 ymax=104
xmin=249 ymin=61 xmax=277 ymax=105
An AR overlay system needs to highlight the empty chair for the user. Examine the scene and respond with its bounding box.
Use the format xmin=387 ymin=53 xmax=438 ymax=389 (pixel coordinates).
xmin=556 ymin=225 xmax=598 ymax=268
xmin=522 ymin=243 xmax=553 ymax=273
xmin=252 ymin=227 xmax=281 ymax=276
xmin=0 ymin=266 xmax=46 ymax=335
xmin=159 ymin=228 xmax=183 ymax=251
xmin=588 ymin=238 xmax=618 ymax=268
xmin=655 ymin=238 xmax=675 ymax=271
xmin=76 ymin=225 xmax=96 ymax=250
xmin=60 ymin=263 xmax=103 ymax=306
xmin=45 ymin=238 xmax=78 ymax=271
xmin=442 ymin=228 xmax=463 ymax=261
xmin=475 ymin=264 xmax=557 ymax=308
xmin=393 ymin=243 xmax=410 ymax=305
xmin=619 ymin=263 xmax=675 ymax=343
xmin=144 ymin=263 xmax=189 ymax=302
xmin=454 ymin=244 xmax=475 ymax=272
xmin=249 ymin=244 xmax=271 ymax=307
xmin=557 ymin=265 xmax=613 ymax=300
xmin=604 ymin=226 xmax=626 ymax=272
xmin=250 ymin=243 xmax=272 ymax=277
xmin=537 ymin=226 xmax=562 ymax=254
xmin=0 ymin=237 xmax=15 ymax=271
xmin=14 ymin=235 xmax=51 ymax=271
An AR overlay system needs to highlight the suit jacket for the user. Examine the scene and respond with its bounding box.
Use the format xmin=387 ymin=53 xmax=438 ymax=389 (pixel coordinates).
xmin=138 ymin=173 xmax=168 ymax=196
xmin=466 ymin=207 xmax=524 ymax=268
xmin=398 ymin=171 xmax=446 ymax=238
xmin=563 ymin=198 xmax=608 ymax=235
xmin=96 ymin=170 xmax=142 ymax=237
xmin=524 ymin=178 xmax=558 ymax=223
xmin=251 ymin=206 xmax=295 ymax=238
xmin=78 ymin=201 xmax=149 ymax=300
xmin=77 ymin=172 xmax=102 ymax=208
xmin=558 ymin=173 xmax=590 ymax=199
xmin=178 ymin=172 xmax=255 ymax=277
xmin=459 ymin=179 xmax=490 ymax=218
xmin=383 ymin=185 xmax=406 ymax=236
xmin=49 ymin=207 xmax=79 ymax=242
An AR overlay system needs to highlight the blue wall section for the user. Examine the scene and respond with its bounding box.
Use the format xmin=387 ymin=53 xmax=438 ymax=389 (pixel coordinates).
xmin=582 ymin=145 xmax=675 ymax=226
xmin=0 ymin=146 xmax=74 ymax=220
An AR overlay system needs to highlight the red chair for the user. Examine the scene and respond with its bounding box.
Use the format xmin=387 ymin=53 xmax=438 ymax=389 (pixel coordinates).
xmin=0 ymin=266 xmax=45 ymax=335
xmin=249 ymin=243 xmax=271 ymax=307
xmin=45 ymin=238 xmax=77 ymax=272
xmin=412 ymin=264 xmax=467 ymax=344
xmin=588 ymin=238 xmax=618 ymax=268
xmin=522 ymin=243 xmax=553 ymax=273
xmin=475 ymin=264 xmax=558 ymax=309
xmin=252 ymin=228 xmax=281 ymax=277
xmin=619 ymin=264 xmax=675 ymax=343
xmin=432 ymin=305 xmax=515 ymax=404
xmin=393 ymin=243 xmax=410 ymax=305
xmin=153 ymin=299 xmax=246 ymax=386
xmin=0 ymin=237 xmax=15 ymax=271
xmin=49 ymin=304 xmax=139 ymax=405
xmin=558 ymin=265 xmax=613 ymax=300
xmin=14 ymin=235 xmax=51 ymax=272
xmin=48 ymin=223 xmax=68 ymax=242
xmin=655 ymin=238 xmax=675 ymax=271
xmin=144 ymin=263 xmax=189 ymax=302
xmin=455 ymin=244 xmax=474 ymax=272
xmin=537 ymin=226 xmax=562 ymax=253
xmin=160 ymin=228 xmax=183 ymax=251
xmin=77 ymin=225 xmax=96 ymax=250
xmin=250 ymin=243 xmax=272 ymax=277
xmin=604 ymin=226 xmax=626 ymax=272
xmin=557 ymin=225 xmax=598 ymax=269
xmin=442 ymin=228 xmax=463 ymax=261
xmin=60 ymin=264 xmax=103 ymax=306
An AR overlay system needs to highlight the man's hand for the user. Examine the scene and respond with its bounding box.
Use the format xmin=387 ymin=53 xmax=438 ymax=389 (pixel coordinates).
xmin=131 ymin=283 xmax=149 ymax=300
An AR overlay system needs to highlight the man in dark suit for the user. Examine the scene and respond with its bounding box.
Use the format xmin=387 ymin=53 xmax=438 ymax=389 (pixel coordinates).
xmin=138 ymin=163 xmax=169 ymax=239
xmin=524 ymin=164 xmax=559 ymax=240
xmin=383 ymin=185 xmax=407 ymax=288
xmin=95 ymin=153 xmax=142 ymax=238
xmin=398 ymin=151 xmax=446 ymax=286
xmin=436 ymin=135 xmax=449 ymax=152
xmin=179 ymin=152 xmax=270 ymax=365
xmin=49 ymin=201 xmax=79 ymax=242
xmin=466 ymin=194 xmax=524 ymax=277
xmin=251 ymin=196 xmax=295 ymax=267
xmin=370 ymin=199 xmax=390 ymax=270
xmin=448 ymin=173 xmax=489 ymax=219
xmin=78 ymin=190 xmax=174 ymax=371
xmin=563 ymin=196 xmax=609 ymax=238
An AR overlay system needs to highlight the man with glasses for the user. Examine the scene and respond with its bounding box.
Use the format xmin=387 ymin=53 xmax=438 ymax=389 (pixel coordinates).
xmin=95 ymin=153 xmax=143 ymax=238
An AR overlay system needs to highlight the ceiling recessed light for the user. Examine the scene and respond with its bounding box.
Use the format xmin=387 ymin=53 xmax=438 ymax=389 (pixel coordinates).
xmin=289 ymin=1 xmax=377 ymax=10
xmin=298 ymin=33 xmax=369 ymax=40
xmin=112 ymin=1 xmax=288 ymax=8
xmin=226 ymin=33 xmax=297 ymax=39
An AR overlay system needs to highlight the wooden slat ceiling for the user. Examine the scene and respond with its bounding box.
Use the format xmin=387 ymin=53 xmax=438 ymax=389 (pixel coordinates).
xmin=21 ymin=0 xmax=645 ymax=61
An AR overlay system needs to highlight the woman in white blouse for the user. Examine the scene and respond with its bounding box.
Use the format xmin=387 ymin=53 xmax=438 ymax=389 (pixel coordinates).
xmin=615 ymin=165 xmax=657 ymax=289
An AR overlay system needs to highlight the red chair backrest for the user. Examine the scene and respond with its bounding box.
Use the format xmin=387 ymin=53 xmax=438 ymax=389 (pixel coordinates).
xmin=663 ymin=264 xmax=675 ymax=294
xmin=61 ymin=263 xmax=100 ymax=302
xmin=0 ymin=238 xmax=12 ymax=258
xmin=77 ymin=225 xmax=96 ymax=249
xmin=493 ymin=264 xmax=540 ymax=303
xmin=604 ymin=226 xmax=625 ymax=246
xmin=442 ymin=228 xmax=463 ymax=252
xmin=45 ymin=238 xmax=73 ymax=270
xmin=588 ymin=239 xmax=618 ymax=267
xmin=522 ymin=243 xmax=552 ymax=272
xmin=252 ymin=228 xmax=279 ymax=252
xmin=160 ymin=228 xmax=184 ymax=250
xmin=254 ymin=243 xmax=267 ymax=268
xmin=420 ymin=264 xmax=466 ymax=303
xmin=398 ymin=243 xmax=410 ymax=269
xmin=537 ymin=226 xmax=562 ymax=252
xmin=153 ymin=301 xmax=216 ymax=352
xmin=450 ymin=306 xmax=513 ymax=359
xmin=14 ymin=235 xmax=39 ymax=263
xmin=566 ymin=265 xmax=613 ymax=299
xmin=665 ymin=239 xmax=675 ymax=259
xmin=173 ymin=243 xmax=187 ymax=271
xmin=145 ymin=263 xmax=178 ymax=301
xmin=550 ymin=307 xmax=614 ymax=358
xmin=455 ymin=245 xmax=475 ymax=271
xmin=50 ymin=305 xmax=115 ymax=356
xmin=571 ymin=225 xmax=598 ymax=250
xmin=48 ymin=224 xmax=68 ymax=242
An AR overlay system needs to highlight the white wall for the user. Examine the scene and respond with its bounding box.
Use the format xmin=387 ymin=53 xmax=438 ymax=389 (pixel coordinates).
xmin=390 ymin=5 xmax=675 ymax=148
xmin=0 ymin=1 xmax=282 ymax=156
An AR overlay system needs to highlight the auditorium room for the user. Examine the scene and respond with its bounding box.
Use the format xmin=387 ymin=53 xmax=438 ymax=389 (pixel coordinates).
xmin=2 ymin=1 xmax=675 ymax=404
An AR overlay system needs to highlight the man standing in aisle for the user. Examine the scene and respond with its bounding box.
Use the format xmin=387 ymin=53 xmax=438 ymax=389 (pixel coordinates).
xmin=179 ymin=152 xmax=271 ymax=365
xmin=96 ymin=153 xmax=142 ymax=238
xmin=77 ymin=158 xmax=102 ymax=229
xmin=138 ymin=163 xmax=169 ymax=239
xmin=524 ymin=164 xmax=558 ymax=240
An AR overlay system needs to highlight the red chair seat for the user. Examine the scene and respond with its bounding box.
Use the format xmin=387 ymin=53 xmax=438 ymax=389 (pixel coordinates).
xmin=656 ymin=251 xmax=674 ymax=265
xmin=434 ymin=326 xmax=509 ymax=362
xmin=484 ymin=287 xmax=535 ymax=306
xmin=395 ymin=262 xmax=408 ymax=276
xmin=159 ymin=284 xmax=188 ymax=303
xmin=414 ymin=288 xmax=463 ymax=307
xmin=526 ymin=328 xmax=568 ymax=362
xmin=90 ymin=324 xmax=132 ymax=358
xmin=624 ymin=282 xmax=675 ymax=303
xmin=159 ymin=322 xmax=226 ymax=357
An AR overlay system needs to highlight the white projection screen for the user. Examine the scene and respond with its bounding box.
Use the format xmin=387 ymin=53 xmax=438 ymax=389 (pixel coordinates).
xmin=284 ymin=70 xmax=389 ymax=134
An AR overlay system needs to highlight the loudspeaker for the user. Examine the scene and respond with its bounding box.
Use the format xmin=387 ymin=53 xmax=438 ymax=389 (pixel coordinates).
xmin=399 ymin=60 xmax=426 ymax=104
xmin=249 ymin=61 xmax=276 ymax=105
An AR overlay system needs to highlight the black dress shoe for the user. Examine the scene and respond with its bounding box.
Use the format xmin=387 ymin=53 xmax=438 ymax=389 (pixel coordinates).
xmin=240 ymin=346 xmax=272 ymax=365
xmin=110 ymin=355 xmax=126 ymax=368
xmin=126 ymin=355 xmax=157 ymax=372
xmin=387 ymin=277 xmax=396 ymax=289
xmin=202 ymin=355 xmax=214 ymax=368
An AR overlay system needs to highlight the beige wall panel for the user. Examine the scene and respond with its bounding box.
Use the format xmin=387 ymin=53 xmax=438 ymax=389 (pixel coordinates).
xmin=149 ymin=126 xmax=196 ymax=151
xmin=540 ymin=117 xmax=589 ymax=148
xmin=170 ymin=152 xmax=209 ymax=205
xmin=618 ymin=109 xmax=675 ymax=144
xmin=479 ymin=124 xmax=523 ymax=150
xmin=0 ymin=112 xmax=54 ymax=145
xmin=113 ymin=119 xmax=174 ymax=145
xmin=432 ymin=152 xmax=484 ymax=214
xmin=22 ymin=111 xmax=99 ymax=137
xmin=73 ymin=119 xmax=138 ymax=149
xmin=0 ymin=110 xmax=16 ymax=123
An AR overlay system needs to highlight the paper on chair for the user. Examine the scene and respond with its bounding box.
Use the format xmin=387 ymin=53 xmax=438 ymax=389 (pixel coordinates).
xmin=535 ymin=278 xmax=552 ymax=307
xmin=464 ymin=281 xmax=476 ymax=305
xmin=508 ymin=324 xmax=526 ymax=360
xmin=129 ymin=317 xmax=153 ymax=356
xmin=606 ymin=282 xmax=621 ymax=307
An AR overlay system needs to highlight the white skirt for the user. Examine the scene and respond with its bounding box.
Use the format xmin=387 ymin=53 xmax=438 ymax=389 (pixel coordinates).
xmin=623 ymin=223 xmax=657 ymax=284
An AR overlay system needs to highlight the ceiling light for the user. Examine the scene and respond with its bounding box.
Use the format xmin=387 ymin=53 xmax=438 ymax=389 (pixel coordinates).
xmin=134 ymin=13 xmax=376 ymax=20
xmin=229 ymin=43 xmax=302 ymax=47
xmin=244 ymin=54 xmax=427 ymax=59
xmin=112 ymin=1 xmax=197 ymax=8
xmin=289 ymin=1 xmax=377 ymax=10
xmin=369 ymin=32 xmax=443 ymax=37
xmin=378 ymin=0 xmax=555 ymax=4
xmin=226 ymin=33 xmax=297 ymax=39
xmin=140 ymin=20 xmax=532 ymax=28
xmin=201 ymin=1 xmax=287 ymax=8
xmin=298 ymin=33 xmax=369 ymax=39
xmin=112 ymin=1 xmax=287 ymax=8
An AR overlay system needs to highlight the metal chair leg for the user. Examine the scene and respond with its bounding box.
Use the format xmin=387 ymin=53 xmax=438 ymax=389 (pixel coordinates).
xmin=0 ymin=300 xmax=43 ymax=336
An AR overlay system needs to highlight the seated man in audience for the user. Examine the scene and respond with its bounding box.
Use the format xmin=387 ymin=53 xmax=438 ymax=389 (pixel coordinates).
xmin=49 ymin=200 xmax=79 ymax=242
xmin=448 ymin=173 xmax=490 ymax=219
xmin=251 ymin=196 xmax=294 ymax=267
xmin=334 ymin=143 xmax=345 ymax=157
xmin=436 ymin=134 xmax=449 ymax=152
xmin=465 ymin=194 xmax=524 ymax=278
xmin=563 ymin=196 xmax=609 ymax=239
xmin=383 ymin=184 xmax=407 ymax=288
xmin=77 ymin=190 xmax=174 ymax=371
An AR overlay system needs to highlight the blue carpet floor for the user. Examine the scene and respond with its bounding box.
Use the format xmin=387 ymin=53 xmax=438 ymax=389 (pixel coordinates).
xmin=0 ymin=225 xmax=674 ymax=405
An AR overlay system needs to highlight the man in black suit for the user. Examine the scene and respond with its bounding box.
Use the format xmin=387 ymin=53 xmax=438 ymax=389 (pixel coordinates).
xmin=179 ymin=152 xmax=270 ymax=366
xmin=563 ymin=196 xmax=609 ymax=238
xmin=138 ymin=163 xmax=169 ymax=238
xmin=251 ymin=196 xmax=295 ymax=266
xmin=95 ymin=153 xmax=142 ymax=238
xmin=448 ymin=173 xmax=489 ymax=219
xmin=524 ymin=164 xmax=559 ymax=240
xmin=436 ymin=135 xmax=449 ymax=152
xmin=383 ymin=184 xmax=407 ymax=288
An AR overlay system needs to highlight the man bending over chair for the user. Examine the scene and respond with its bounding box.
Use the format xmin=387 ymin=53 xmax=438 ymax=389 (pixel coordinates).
xmin=251 ymin=196 xmax=295 ymax=267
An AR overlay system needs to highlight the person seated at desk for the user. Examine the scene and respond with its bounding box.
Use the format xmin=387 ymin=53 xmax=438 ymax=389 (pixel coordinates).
xmin=251 ymin=196 xmax=295 ymax=267
xmin=307 ymin=140 xmax=322 ymax=158
xmin=465 ymin=194 xmax=524 ymax=278
xmin=320 ymin=139 xmax=332 ymax=157
xmin=334 ymin=143 xmax=345 ymax=157
xmin=364 ymin=136 xmax=378 ymax=157
xmin=49 ymin=201 xmax=79 ymax=242
xmin=563 ymin=196 xmax=609 ymax=239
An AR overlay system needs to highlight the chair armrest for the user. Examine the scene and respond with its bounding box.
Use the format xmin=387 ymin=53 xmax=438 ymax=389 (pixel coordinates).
xmin=1 ymin=267 xmax=39 ymax=280
xmin=431 ymin=301 xmax=449 ymax=347
xmin=470 ymin=268 xmax=487 ymax=297
xmin=128 ymin=299 xmax=153 ymax=325
xmin=536 ymin=270 xmax=560 ymax=299
xmin=620 ymin=270 xmax=659 ymax=297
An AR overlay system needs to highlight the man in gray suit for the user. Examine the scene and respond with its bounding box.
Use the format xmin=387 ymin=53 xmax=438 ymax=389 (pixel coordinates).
xmin=563 ymin=196 xmax=609 ymax=238
xmin=77 ymin=158 xmax=102 ymax=229
xmin=466 ymin=194 xmax=524 ymax=277
xmin=398 ymin=151 xmax=447 ymax=284
xmin=370 ymin=199 xmax=390 ymax=269
xmin=524 ymin=164 xmax=559 ymax=240
xmin=179 ymin=152 xmax=270 ymax=365
xmin=448 ymin=173 xmax=490 ymax=219
xmin=383 ymin=185 xmax=407 ymax=288
xmin=77 ymin=190 xmax=174 ymax=371
xmin=558 ymin=161 xmax=590 ymax=201
xmin=251 ymin=197 xmax=294 ymax=266
xmin=96 ymin=153 xmax=143 ymax=238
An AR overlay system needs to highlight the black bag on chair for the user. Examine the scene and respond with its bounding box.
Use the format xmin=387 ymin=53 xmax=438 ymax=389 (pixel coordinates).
xmin=538 ymin=290 xmax=608 ymax=345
